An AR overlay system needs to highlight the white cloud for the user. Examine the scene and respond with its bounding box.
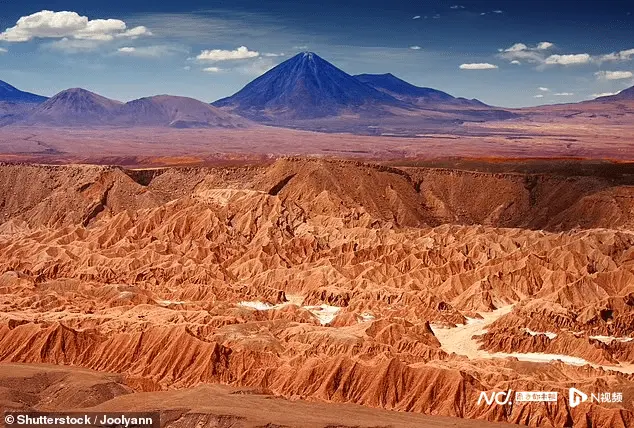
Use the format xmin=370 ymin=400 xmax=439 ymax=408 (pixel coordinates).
xmin=538 ymin=87 xmax=549 ymax=91
xmin=499 ymin=42 xmax=555 ymax=64
xmin=493 ymin=10 xmax=504 ymax=14
xmin=537 ymin=42 xmax=554 ymax=50
xmin=598 ymin=48 xmax=634 ymax=62
xmin=183 ymin=65 xmax=191 ymax=71
xmin=593 ymin=91 xmax=619 ymax=98
xmin=533 ymin=94 xmax=544 ymax=98
xmin=450 ymin=5 xmax=465 ymax=9
xmin=115 ymin=45 xmax=183 ymax=58
xmin=0 ymin=47 xmax=6 ymax=53
xmin=412 ymin=15 xmax=421 ymax=19
xmin=0 ymin=10 xmax=151 ymax=43
xmin=594 ymin=70 xmax=633 ymax=80
xmin=410 ymin=45 xmax=421 ymax=50
xmin=459 ymin=63 xmax=498 ymax=70
xmin=197 ymin=46 xmax=259 ymax=61
xmin=554 ymin=92 xmax=574 ymax=96
xmin=116 ymin=26 xmax=152 ymax=39
xmin=203 ymin=66 xmax=222 ymax=72
xmin=544 ymin=53 xmax=591 ymax=65
xmin=480 ymin=12 xmax=487 ymax=15
xmin=262 ymin=52 xmax=285 ymax=57
xmin=505 ymin=43 xmax=528 ymax=52
xmin=510 ymin=60 xmax=521 ymax=65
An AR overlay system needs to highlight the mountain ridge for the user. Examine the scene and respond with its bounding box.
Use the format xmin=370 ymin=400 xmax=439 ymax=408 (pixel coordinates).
xmin=9 ymin=89 xmax=251 ymax=129
xmin=0 ymin=80 xmax=48 ymax=104
xmin=354 ymin=73 xmax=488 ymax=108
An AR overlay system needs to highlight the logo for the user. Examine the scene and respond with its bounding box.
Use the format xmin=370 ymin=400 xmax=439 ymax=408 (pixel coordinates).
xmin=569 ymin=388 xmax=588 ymax=408
xmin=478 ymin=390 xmax=513 ymax=406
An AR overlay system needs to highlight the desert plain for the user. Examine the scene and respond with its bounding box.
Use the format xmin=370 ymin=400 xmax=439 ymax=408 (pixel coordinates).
xmin=1 ymin=114 xmax=634 ymax=428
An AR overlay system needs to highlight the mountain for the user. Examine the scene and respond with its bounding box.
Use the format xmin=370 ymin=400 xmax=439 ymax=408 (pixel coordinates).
xmin=0 ymin=80 xmax=47 ymax=104
xmin=213 ymin=52 xmax=407 ymax=120
xmin=117 ymin=95 xmax=251 ymax=128
xmin=12 ymin=90 xmax=251 ymax=128
xmin=593 ymin=85 xmax=634 ymax=102
xmin=354 ymin=73 xmax=487 ymax=108
xmin=22 ymin=88 xmax=123 ymax=126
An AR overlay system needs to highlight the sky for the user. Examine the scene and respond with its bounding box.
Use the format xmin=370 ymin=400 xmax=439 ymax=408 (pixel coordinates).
xmin=0 ymin=0 xmax=633 ymax=107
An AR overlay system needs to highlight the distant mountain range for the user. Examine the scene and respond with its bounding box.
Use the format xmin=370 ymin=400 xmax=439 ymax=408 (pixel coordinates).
xmin=2 ymin=87 xmax=250 ymax=129
xmin=1 ymin=51 xmax=633 ymax=133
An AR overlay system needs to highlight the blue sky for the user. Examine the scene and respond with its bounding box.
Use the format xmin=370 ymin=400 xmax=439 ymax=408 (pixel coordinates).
xmin=0 ymin=0 xmax=633 ymax=107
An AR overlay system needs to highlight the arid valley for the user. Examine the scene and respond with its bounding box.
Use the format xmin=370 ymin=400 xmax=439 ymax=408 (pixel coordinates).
xmin=2 ymin=154 xmax=634 ymax=427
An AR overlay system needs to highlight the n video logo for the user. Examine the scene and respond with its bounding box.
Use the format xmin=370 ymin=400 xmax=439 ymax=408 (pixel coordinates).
xmin=569 ymin=388 xmax=588 ymax=408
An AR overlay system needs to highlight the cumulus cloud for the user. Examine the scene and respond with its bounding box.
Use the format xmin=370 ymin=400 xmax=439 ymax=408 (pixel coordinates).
xmin=0 ymin=10 xmax=151 ymax=43
xmin=197 ymin=46 xmax=259 ymax=61
xmin=510 ymin=60 xmax=521 ymax=65
xmin=500 ymin=42 xmax=634 ymax=67
xmin=598 ymin=48 xmax=634 ymax=62
xmin=554 ymin=92 xmax=574 ymax=96
xmin=410 ymin=45 xmax=422 ymax=50
xmin=594 ymin=70 xmax=633 ymax=80
xmin=499 ymin=41 xmax=555 ymax=64
xmin=538 ymin=87 xmax=549 ymax=91
xmin=544 ymin=53 xmax=591 ymax=65
xmin=459 ymin=63 xmax=498 ymax=70
xmin=203 ymin=66 xmax=222 ymax=73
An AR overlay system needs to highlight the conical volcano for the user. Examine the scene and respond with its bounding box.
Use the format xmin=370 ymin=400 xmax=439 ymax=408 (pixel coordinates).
xmin=213 ymin=52 xmax=405 ymax=120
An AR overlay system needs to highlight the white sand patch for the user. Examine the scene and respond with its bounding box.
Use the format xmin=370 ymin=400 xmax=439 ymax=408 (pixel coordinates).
xmin=157 ymin=299 xmax=186 ymax=306
xmin=525 ymin=328 xmax=558 ymax=339
xmin=238 ymin=301 xmax=276 ymax=311
xmin=359 ymin=312 xmax=375 ymax=323
xmin=430 ymin=305 xmax=514 ymax=360
xmin=590 ymin=335 xmax=634 ymax=344
xmin=238 ymin=296 xmax=340 ymax=325
xmin=304 ymin=304 xmax=341 ymax=325
xmin=430 ymin=305 xmax=634 ymax=373
xmin=495 ymin=352 xmax=589 ymax=365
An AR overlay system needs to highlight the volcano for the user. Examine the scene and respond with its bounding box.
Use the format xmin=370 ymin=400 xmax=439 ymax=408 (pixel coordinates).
xmin=213 ymin=52 xmax=406 ymax=120
xmin=22 ymin=88 xmax=123 ymax=126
